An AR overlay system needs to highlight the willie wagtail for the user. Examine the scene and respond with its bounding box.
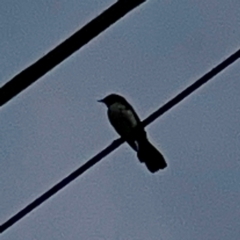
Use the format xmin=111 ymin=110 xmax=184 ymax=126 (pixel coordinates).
xmin=98 ymin=94 xmax=167 ymax=173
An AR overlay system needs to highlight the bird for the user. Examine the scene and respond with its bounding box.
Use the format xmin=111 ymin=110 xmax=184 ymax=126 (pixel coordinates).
xmin=98 ymin=93 xmax=167 ymax=173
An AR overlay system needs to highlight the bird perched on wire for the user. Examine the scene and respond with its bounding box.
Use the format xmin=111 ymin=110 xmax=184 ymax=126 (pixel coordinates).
xmin=98 ymin=93 xmax=167 ymax=173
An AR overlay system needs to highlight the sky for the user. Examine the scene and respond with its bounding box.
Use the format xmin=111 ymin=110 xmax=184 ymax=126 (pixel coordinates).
xmin=1 ymin=0 xmax=240 ymax=239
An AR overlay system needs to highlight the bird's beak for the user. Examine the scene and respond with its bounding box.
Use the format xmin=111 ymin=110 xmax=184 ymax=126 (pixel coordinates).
xmin=97 ymin=99 xmax=104 ymax=103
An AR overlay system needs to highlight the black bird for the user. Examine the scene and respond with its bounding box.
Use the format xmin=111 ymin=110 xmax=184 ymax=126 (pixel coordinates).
xmin=98 ymin=94 xmax=167 ymax=173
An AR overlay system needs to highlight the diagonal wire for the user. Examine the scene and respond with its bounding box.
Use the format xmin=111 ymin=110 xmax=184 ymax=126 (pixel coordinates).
xmin=0 ymin=48 xmax=239 ymax=233
xmin=143 ymin=49 xmax=240 ymax=127
xmin=0 ymin=0 xmax=146 ymax=107
xmin=0 ymin=138 xmax=123 ymax=234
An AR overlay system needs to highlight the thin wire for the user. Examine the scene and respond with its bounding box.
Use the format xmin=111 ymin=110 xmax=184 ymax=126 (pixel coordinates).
xmin=1 ymin=48 xmax=239 ymax=233
xmin=0 ymin=139 xmax=123 ymax=234
xmin=142 ymin=48 xmax=240 ymax=127
xmin=0 ymin=0 xmax=146 ymax=107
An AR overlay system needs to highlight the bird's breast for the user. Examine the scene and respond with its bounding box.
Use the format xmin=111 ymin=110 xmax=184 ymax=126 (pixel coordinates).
xmin=107 ymin=102 xmax=139 ymax=137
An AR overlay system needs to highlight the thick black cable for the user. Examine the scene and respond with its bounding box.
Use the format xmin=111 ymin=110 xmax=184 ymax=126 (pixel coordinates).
xmin=0 ymin=48 xmax=239 ymax=233
xmin=0 ymin=0 xmax=146 ymax=107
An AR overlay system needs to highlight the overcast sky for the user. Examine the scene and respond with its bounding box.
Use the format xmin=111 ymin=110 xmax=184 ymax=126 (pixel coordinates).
xmin=1 ymin=0 xmax=240 ymax=239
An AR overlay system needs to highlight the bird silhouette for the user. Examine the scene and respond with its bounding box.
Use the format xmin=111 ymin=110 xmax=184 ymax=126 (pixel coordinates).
xmin=99 ymin=94 xmax=167 ymax=173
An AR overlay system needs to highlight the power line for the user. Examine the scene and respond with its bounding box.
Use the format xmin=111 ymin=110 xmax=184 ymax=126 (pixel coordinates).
xmin=0 ymin=138 xmax=123 ymax=234
xmin=1 ymin=48 xmax=239 ymax=233
xmin=0 ymin=0 xmax=146 ymax=107
xmin=143 ymin=48 xmax=240 ymax=127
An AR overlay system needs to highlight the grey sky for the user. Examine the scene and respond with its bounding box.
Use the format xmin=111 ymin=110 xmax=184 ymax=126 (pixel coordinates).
xmin=1 ymin=0 xmax=240 ymax=239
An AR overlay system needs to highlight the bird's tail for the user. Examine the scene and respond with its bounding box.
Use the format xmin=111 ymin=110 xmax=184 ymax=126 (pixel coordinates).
xmin=137 ymin=138 xmax=167 ymax=173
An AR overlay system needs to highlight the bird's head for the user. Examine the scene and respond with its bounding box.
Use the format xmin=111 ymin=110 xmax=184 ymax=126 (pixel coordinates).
xmin=98 ymin=94 xmax=126 ymax=107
